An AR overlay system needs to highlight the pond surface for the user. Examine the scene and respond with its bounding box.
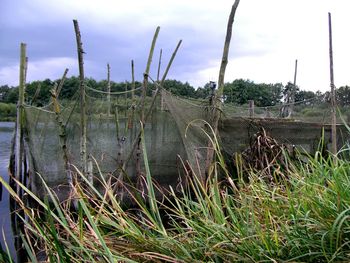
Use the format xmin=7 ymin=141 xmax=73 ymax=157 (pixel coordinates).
xmin=0 ymin=122 xmax=16 ymax=261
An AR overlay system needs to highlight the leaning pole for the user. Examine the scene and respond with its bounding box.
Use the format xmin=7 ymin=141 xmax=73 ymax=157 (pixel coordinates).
xmin=328 ymin=12 xmax=337 ymax=155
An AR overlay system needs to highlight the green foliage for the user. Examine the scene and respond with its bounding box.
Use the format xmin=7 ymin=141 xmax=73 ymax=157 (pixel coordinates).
xmin=0 ymin=102 xmax=16 ymax=121
xmin=194 ymin=82 xmax=212 ymax=99
xmin=0 ymin=85 xmax=18 ymax=104
xmin=163 ymin=79 xmax=195 ymax=97
xmin=223 ymin=79 xmax=283 ymax=106
xmin=336 ymin=85 xmax=350 ymax=107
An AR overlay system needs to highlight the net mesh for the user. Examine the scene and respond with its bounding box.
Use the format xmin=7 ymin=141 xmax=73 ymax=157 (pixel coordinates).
xmin=22 ymin=83 xmax=348 ymax=200
xmin=24 ymin=85 xmax=191 ymax=200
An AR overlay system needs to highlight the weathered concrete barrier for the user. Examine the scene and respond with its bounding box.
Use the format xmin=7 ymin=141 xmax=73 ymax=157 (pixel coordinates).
xmin=219 ymin=117 xmax=350 ymax=156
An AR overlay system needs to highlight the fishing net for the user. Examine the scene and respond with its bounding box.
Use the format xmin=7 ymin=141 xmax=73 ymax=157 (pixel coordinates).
xmin=21 ymin=79 xmax=348 ymax=201
xmin=23 ymin=84 xmax=204 ymax=200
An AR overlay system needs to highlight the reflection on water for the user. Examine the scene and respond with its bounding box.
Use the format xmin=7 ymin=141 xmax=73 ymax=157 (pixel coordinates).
xmin=0 ymin=122 xmax=15 ymax=261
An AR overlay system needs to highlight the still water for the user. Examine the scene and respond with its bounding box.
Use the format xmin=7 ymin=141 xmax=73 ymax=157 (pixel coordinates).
xmin=0 ymin=122 xmax=16 ymax=260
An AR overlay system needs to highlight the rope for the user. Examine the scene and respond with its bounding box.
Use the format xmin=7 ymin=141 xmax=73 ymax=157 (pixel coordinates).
xmin=23 ymin=104 xmax=55 ymax=114
xmin=161 ymin=88 xmax=210 ymax=108
xmin=85 ymin=85 xmax=143 ymax=95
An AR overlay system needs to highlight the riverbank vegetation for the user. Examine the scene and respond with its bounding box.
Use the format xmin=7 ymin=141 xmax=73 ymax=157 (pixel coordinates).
xmin=1 ymin=129 xmax=350 ymax=262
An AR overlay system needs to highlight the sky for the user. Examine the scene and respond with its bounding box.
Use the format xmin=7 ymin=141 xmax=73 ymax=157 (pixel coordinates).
xmin=0 ymin=0 xmax=349 ymax=92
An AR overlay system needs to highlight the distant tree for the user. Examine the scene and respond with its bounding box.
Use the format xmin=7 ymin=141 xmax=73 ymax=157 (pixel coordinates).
xmin=4 ymin=86 xmax=19 ymax=104
xmin=223 ymin=79 xmax=283 ymax=106
xmin=195 ymin=83 xmax=212 ymax=99
xmin=59 ymin=76 xmax=79 ymax=99
xmin=163 ymin=79 xmax=195 ymax=97
xmin=336 ymin=85 xmax=350 ymax=107
xmin=295 ymin=90 xmax=317 ymax=105
xmin=0 ymin=85 xmax=11 ymax=102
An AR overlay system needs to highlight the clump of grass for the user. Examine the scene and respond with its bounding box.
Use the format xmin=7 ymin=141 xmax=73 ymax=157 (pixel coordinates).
xmin=2 ymin=129 xmax=350 ymax=262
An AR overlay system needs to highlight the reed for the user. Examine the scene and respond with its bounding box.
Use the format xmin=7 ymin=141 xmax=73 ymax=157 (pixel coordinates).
xmin=2 ymin=127 xmax=350 ymax=262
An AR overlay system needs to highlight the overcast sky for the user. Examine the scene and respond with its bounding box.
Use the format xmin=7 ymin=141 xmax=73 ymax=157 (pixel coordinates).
xmin=0 ymin=0 xmax=349 ymax=92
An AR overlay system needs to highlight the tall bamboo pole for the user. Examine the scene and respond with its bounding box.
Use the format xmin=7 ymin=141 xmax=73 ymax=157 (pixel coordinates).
xmin=50 ymin=89 xmax=73 ymax=186
xmin=14 ymin=44 xmax=27 ymax=260
xmin=160 ymin=40 xmax=182 ymax=85
xmin=208 ymin=0 xmax=240 ymax=180
xmin=56 ymin=68 xmax=69 ymax=98
xmin=73 ymin=19 xmax=87 ymax=174
xmin=157 ymin=48 xmax=162 ymax=82
xmin=15 ymin=43 xmax=26 ymax=196
xmin=141 ymin=26 xmax=160 ymax=124
xmin=113 ymin=38 xmax=182 ymax=194
xmin=216 ymin=0 xmax=240 ymax=103
xmin=128 ymin=60 xmax=136 ymax=130
xmin=107 ymin=63 xmax=111 ymax=118
xmin=131 ymin=60 xmax=135 ymax=102
xmin=157 ymin=49 xmax=165 ymax=110
xmin=24 ymin=57 xmax=28 ymax=86
xmin=328 ymin=12 xmax=337 ymax=155
xmin=288 ymin=59 xmax=298 ymax=117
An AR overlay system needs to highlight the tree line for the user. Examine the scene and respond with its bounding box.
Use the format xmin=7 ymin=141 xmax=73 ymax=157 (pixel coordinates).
xmin=0 ymin=76 xmax=348 ymax=107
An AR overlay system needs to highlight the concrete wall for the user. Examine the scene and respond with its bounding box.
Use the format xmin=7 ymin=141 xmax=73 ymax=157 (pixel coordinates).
xmin=219 ymin=117 xmax=350 ymax=156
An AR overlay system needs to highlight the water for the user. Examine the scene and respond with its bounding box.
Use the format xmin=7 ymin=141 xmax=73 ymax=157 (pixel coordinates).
xmin=0 ymin=122 xmax=16 ymax=261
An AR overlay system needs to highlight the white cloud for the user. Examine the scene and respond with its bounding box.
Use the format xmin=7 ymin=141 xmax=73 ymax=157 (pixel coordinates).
xmin=0 ymin=57 xmax=77 ymax=86
xmin=1 ymin=0 xmax=350 ymax=91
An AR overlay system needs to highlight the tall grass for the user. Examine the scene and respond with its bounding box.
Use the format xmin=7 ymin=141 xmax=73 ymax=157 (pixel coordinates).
xmin=1 ymin=130 xmax=350 ymax=262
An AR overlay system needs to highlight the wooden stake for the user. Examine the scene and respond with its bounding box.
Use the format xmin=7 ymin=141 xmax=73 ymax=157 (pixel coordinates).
xmin=157 ymin=48 xmax=162 ymax=82
xmin=56 ymin=68 xmax=69 ymax=98
xmin=24 ymin=57 xmax=28 ymax=85
xmin=208 ymin=0 xmax=240 ymax=181
xmin=107 ymin=63 xmax=111 ymax=118
xmin=160 ymin=40 xmax=182 ymax=85
xmin=50 ymin=88 xmax=73 ymax=188
xmin=128 ymin=60 xmax=136 ymax=130
xmin=158 ymin=49 xmax=164 ymax=110
xmin=30 ymin=83 xmax=41 ymax=105
xmin=216 ymin=0 xmax=240 ymax=101
xmin=288 ymin=59 xmax=298 ymax=118
xmin=15 ymin=43 xmax=26 ymax=196
xmin=113 ymin=38 xmax=182 ymax=194
xmin=14 ymin=44 xmax=27 ymax=257
xmin=328 ymin=12 xmax=337 ymax=155
xmin=73 ymin=19 xmax=87 ymax=174
xmin=248 ymin=100 xmax=254 ymax=118
xmin=141 ymin=26 xmax=160 ymax=124
xmin=131 ymin=60 xmax=135 ymax=102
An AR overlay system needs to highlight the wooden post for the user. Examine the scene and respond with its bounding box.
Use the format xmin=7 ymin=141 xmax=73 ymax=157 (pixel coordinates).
xmin=15 ymin=43 xmax=26 ymax=197
xmin=107 ymin=63 xmax=111 ymax=119
xmin=248 ymin=100 xmax=254 ymax=117
xmin=208 ymin=0 xmax=240 ymax=181
xmin=328 ymin=12 xmax=337 ymax=155
xmin=73 ymin=19 xmax=87 ymax=174
xmin=216 ymin=0 xmax=240 ymax=105
xmin=288 ymin=59 xmax=298 ymax=118
xmin=13 ymin=44 xmax=27 ymax=262
xmin=157 ymin=49 xmax=165 ymax=111
xmin=30 ymin=83 xmax=41 ymax=105
xmin=56 ymin=68 xmax=69 ymax=98
xmin=131 ymin=60 xmax=135 ymax=102
xmin=157 ymin=48 xmax=162 ymax=82
xmin=141 ymin=26 xmax=160 ymax=124
xmin=160 ymin=40 xmax=182 ymax=85
xmin=50 ymin=88 xmax=73 ymax=187
xmin=24 ymin=57 xmax=28 ymax=85
xmin=113 ymin=38 xmax=182 ymax=193
xmin=125 ymin=81 xmax=128 ymax=107
xmin=128 ymin=60 xmax=136 ymax=130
